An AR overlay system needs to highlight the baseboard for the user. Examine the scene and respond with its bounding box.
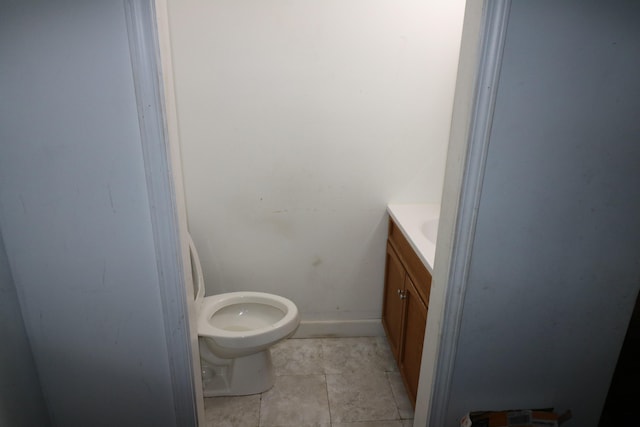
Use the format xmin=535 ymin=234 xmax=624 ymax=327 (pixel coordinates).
xmin=291 ymin=319 xmax=384 ymax=338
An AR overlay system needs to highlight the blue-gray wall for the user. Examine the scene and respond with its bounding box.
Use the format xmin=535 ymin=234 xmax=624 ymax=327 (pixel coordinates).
xmin=0 ymin=231 xmax=50 ymax=426
xmin=0 ymin=1 xmax=180 ymax=426
xmin=446 ymin=1 xmax=640 ymax=426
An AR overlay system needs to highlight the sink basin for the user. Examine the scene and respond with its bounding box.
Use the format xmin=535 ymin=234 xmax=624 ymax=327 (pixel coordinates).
xmin=386 ymin=203 xmax=440 ymax=272
xmin=421 ymin=219 xmax=439 ymax=244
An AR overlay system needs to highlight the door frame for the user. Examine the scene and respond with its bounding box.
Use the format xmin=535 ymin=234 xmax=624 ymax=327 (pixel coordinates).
xmin=414 ymin=1 xmax=511 ymax=425
xmin=125 ymin=0 xmax=513 ymax=425
xmin=124 ymin=0 xmax=205 ymax=425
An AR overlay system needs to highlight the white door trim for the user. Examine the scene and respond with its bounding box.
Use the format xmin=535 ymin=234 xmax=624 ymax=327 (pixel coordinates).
xmin=124 ymin=1 xmax=199 ymax=425
xmin=418 ymin=1 xmax=511 ymax=425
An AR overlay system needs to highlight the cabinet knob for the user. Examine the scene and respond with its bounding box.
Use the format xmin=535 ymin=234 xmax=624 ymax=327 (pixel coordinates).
xmin=398 ymin=289 xmax=407 ymax=299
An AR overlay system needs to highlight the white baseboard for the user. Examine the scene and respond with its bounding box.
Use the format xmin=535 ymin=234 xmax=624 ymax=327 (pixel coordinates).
xmin=291 ymin=319 xmax=384 ymax=338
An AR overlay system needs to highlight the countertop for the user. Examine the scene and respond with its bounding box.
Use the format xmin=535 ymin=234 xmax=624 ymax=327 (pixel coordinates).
xmin=386 ymin=203 xmax=440 ymax=273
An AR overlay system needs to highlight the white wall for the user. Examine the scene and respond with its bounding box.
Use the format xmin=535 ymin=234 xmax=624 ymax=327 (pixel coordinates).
xmin=0 ymin=231 xmax=50 ymax=426
xmin=166 ymin=0 xmax=466 ymax=325
xmin=0 ymin=1 xmax=180 ymax=425
xmin=445 ymin=1 xmax=640 ymax=425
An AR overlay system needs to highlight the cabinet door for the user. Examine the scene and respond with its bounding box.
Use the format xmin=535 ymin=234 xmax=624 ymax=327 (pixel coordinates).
xmin=400 ymin=275 xmax=427 ymax=407
xmin=382 ymin=242 xmax=405 ymax=362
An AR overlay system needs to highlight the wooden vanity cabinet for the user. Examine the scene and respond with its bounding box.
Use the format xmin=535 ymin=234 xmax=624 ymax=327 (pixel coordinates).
xmin=382 ymin=241 xmax=406 ymax=359
xmin=382 ymin=218 xmax=432 ymax=407
xmin=400 ymin=275 xmax=427 ymax=404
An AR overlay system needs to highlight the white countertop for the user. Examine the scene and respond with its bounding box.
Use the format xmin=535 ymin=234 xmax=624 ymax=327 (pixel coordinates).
xmin=387 ymin=203 xmax=440 ymax=273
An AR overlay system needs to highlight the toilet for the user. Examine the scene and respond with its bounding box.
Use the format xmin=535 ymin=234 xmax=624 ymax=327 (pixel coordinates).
xmin=188 ymin=233 xmax=300 ymax=397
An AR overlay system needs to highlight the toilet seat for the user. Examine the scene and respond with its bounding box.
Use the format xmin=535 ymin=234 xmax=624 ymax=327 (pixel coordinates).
xmin=198 ymin=292 xmax=299 ymax=352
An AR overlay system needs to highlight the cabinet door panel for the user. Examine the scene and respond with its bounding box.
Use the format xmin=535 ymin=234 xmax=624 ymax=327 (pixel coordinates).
xmin=400 ymin=275 xmax=427 ymax=407
xmin=388 ymin=219 xmax=432 ymax=304
xmin=382 ymin=242 xmax=405 ymax=362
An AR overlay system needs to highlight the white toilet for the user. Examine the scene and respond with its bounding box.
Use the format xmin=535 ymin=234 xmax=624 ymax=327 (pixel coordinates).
xmin=188 ymin=233 xmax=300 ymax=397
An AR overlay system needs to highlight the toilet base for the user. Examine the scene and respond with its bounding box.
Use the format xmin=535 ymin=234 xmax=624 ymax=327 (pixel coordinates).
xmin=200 ymin=348 xmax=275 ymax=397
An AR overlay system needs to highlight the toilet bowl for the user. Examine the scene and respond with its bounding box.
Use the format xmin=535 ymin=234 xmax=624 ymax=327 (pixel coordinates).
xmin=188 ymin=234 xmax=300 ymax=397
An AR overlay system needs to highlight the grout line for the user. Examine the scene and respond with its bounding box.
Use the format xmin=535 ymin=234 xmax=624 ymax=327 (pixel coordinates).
xmin=320 ymin=338 xmax=335 ymax=426
xmin=257 ymin=392 xmax=263 ymax=427
xmin=325 ymin=373 xmax=333 ymax=427
xmin=385 ymin=371 xmax=403 ymax=421
xmin=386 ymin=371 xmax=398 ymax=405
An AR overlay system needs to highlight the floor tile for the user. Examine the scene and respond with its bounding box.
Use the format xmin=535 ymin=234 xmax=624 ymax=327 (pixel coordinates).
xmin=202 ymin=337 xmax=414 ymax=427
xmin=374 ymin=336 xmax=398 ymax=371
xmin=204 ymin=394 xmax=260 ymax=427
xmin=272 ymin=338 xmax=324 ymax=375
xmin=259 ymin=374 xmax=331 ymax=426
xmin=326 ymin=371 xmax=399 ymax=423
xmin=263 ymin=424 xmax=330 ymax=427
xmin=387 ymin=372 xmax=414 ymax=420
xmin=333 ymin=422 xmax=404 ymax=427
xmin=322 ymin=337 xmax=397 ymax=375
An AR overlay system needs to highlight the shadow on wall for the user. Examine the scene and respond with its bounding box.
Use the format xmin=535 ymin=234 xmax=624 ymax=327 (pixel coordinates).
xmin=0 ymin=230 xmax=50 ymax=426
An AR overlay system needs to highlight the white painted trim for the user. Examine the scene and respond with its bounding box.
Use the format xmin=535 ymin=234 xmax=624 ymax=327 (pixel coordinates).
xmin=124 ymin=1 xmax=198 ymax=425
xmin=419 ymin=2 xmax=512 ymax=426
xmin=152 ymin=0 xmax=207 ymax=423
xmin=292 ymin=319 xmax=385 ymax=338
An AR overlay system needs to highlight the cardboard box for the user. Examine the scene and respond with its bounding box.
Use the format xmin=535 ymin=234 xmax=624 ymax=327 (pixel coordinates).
xmin=460 ymin=408 xmax=571 ymax=427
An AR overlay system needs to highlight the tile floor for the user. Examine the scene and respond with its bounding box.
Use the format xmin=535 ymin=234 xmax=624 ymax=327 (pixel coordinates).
xmin=204 ymin=336 xmax=414 ymax=427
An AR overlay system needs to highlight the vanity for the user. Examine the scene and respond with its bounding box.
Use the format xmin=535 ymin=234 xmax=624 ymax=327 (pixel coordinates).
xmin=382 ymin=203 xmax=439 ymax=407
